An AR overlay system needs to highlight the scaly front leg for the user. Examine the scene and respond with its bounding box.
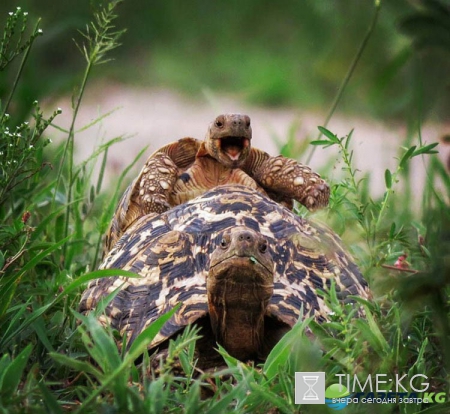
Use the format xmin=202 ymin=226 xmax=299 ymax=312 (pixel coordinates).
xmin=134 ymin=152 xmax=179 ymax=214
xmin=253 ymin=155 xmax=329 ymax=210
xmin=104 ymin=152 xmax=181 ymax=254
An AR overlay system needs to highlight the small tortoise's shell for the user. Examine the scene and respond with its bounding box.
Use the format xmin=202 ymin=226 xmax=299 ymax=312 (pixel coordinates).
xmin=80 ymin=185 xmax=368 ymax=348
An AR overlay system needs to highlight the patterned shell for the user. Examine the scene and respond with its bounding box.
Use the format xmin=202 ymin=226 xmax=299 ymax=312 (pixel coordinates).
xmin=80 ymin=184 xmax=368 ymax=348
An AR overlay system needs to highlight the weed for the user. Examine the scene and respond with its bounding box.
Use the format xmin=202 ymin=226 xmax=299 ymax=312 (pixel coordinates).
xmin=0 ymin=3 xmax=448 ymax=414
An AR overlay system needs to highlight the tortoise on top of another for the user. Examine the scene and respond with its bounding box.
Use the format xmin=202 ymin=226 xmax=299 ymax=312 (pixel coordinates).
xmin=105 ymin=114 xmax=330 ymax=252
xmin=81 ymin=185 xmax=368 ymax=367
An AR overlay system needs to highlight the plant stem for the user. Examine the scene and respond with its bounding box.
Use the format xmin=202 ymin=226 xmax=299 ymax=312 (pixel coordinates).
xmin=306 ymin=1 xmax=382 ymax=164
xmin=339 ymin=135 xmax=359 ymax=194
xmin=373 ymin=167 xmax=399 ymax=234
xmin=55 ymin=60 xmax=93 ymax=257
xmin=1 ymin=19 xmax=41 ymax=120
xmin=52 ymin=0 xmax=124 ymax=261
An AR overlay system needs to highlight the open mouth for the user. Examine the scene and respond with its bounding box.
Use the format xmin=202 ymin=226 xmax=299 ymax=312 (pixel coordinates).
xmin=220 ymin=136 xmax=249 ymax=161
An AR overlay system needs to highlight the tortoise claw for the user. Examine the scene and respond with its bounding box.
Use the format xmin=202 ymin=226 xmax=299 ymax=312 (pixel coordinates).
xmin=301 ymin=182 xmax=330 ymax=211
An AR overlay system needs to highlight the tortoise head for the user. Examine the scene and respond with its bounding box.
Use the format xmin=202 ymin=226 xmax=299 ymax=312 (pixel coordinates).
xmin=205 ymin=114 xmax=252 ymax=168
xmin=207 ymin=226 xmax=274 ymax=360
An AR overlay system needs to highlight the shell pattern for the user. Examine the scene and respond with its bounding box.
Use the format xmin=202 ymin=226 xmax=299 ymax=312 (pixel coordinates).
xmin=80 ymin=184 xmax=368 ymax=349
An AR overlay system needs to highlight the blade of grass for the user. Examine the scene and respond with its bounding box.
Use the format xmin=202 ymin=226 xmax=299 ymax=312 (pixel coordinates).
xmin=306 ymin=0 xmax=382 ymax=164
xmin=37 ymin=381 xmax=64 ymax=414
xmin=0 ymin=235 xmax=71 ymax=318
xmin=59 ymin=268 xmax=139 ymax=298
xmin=263 ymin=310 xmax=313 ymax=381
xmin=50 ymin=353 xmax=104 ymax=379
xmin=74 ymin=305 xmax=179 ymax=413
xmin=0 ymin=344 xmax=32 ymax=404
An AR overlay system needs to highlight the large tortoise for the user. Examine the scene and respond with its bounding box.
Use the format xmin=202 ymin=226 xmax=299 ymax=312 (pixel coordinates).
xmin=81 ymin=185 xmax=368 ymax=367
xmin=105 ymin=114 xmax=329 ymax=252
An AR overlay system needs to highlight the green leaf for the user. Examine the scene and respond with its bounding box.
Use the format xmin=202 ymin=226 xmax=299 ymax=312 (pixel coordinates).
xmin=77 ymin=136 xmax=127 ymax=168
xmin=32 ymin=316 xmax=55 ymax=353
xmin=97 ymin=146 xmax=109 ymax=194
xmin=0 ymin=355 xmax=11 ymax=392
xmin=249 ymin=382 xmax=293 ymax=414
xmin=0 ymin=277 xmax=21 ymax=319
xmin=0 ymin=269 xmax=137 ymax=350
xmin=0 ymin=251 xmax=4 ymax=269
xmin=0 ymin=235 xmax=72 ymax=317
xmin=420 ymin=245 xmax=432 ymax=259
xmin=399 ymin=145 xmax=417 ymax=168
xmin=384 ymin=168 xmax=392 ymax=189
xmin=419 ymin=402 xmax=450 ymax=413
xmin=263 ymin=311 xmax=315 ymax=381
xmin=146 ymin=377 xmax=171 ymax=412
xmin=308 ymin=320 xmax=329 ymax=339
xmin=0 ymin=344 xmax=33 ymax=403
xmin=182 ymin=381 xmax=202 ymax=413
xmin=0 ymin=302 xmax=52 ymax=350
xmin=321 ymin=337 xmax=347 ymax=351
xmin=59 ymin=268 xmax=139 ymax=298
xmin=76 ymin=312 xmax=122 ymax=373
xmin=128 ymin=304 xmax=181 ymax=358
xmin=317 ymin=126 xmax=340 ymax=143
xmin=178 ymin=349 xmax=192 ymax=377
xmin=30 ymin=204 xmax=67 ymax=241
xmin=206 ymin=370 xmax=251 ymax=414
xmin=310 ymin=139 xmax=333 ymax=146
xmin=344 ymin=129 xmax=354 ymax=150
xmin=354 ymin=308 xmax=389 ymax=357
xmin=37 ymin=381 xmax=64 ymax=414
xmin=18 ymin=235 xmax=72 ymax=277
xmin=323 ymin=322 xmax=345 ymax=332
xmin=92 ymin=284 xmax=125 ymax=316
xmin=216 ymin=344 xmax=241 ymax=370
xmin=389 ymin=222 xmax=396 ymax=238
xmin=50 ymin=352 xmax=104 ymax=379
xmin=75 ymin=305 xmax=182 ymax=413
xmin=412 ymin=142 xmax=439 ymax=157
xmin=1 ymin=301 xmax=29 ymax=345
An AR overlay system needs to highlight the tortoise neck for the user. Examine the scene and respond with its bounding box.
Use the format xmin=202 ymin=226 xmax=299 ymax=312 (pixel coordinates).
xmin=214 ymin=305 xmax=266 ymax=360
xmin=207 ymin=267 xmax=273 ymax=361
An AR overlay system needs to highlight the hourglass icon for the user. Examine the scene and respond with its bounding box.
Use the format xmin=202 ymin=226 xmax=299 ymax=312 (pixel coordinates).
xmin=302 ymin=375 xmax=319 ymax=400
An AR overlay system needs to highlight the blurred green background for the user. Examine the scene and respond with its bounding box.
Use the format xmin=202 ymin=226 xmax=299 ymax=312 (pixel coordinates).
xmin=1 ymin=0 xmax=450 ymax=124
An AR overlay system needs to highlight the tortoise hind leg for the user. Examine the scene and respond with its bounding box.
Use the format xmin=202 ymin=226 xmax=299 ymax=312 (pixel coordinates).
xmin=253 ymin=155 xmax=329 ymax=210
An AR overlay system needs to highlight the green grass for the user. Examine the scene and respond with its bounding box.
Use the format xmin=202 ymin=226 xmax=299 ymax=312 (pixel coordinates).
xmin=1 ymin=3 xmax=449 ymax=413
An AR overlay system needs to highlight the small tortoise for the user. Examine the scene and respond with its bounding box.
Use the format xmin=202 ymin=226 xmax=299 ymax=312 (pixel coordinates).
xmin=105 ymin=114 xmax=329 ymax=252
xmin=81 ymin=185 xmax=368 ymax=366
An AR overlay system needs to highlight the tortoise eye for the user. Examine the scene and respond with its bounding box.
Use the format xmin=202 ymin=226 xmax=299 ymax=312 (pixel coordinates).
xmin=215 ymin=116 xmax=224 ymax=128
xmin=259 ymin=241 xmax=268 ymax=253
xmin=220 ymin=238 xmax=229 ymax=249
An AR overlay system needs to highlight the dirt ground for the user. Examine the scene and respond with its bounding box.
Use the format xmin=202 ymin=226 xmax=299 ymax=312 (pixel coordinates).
xmin=51 ymin=83 xmax=449 ymax=199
